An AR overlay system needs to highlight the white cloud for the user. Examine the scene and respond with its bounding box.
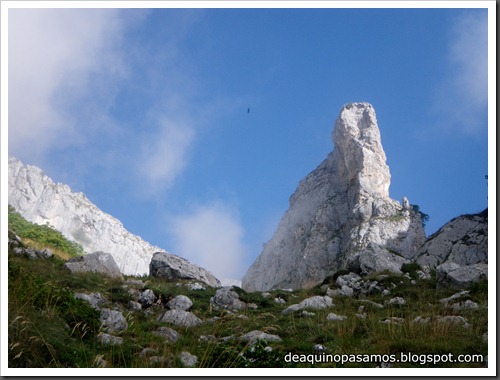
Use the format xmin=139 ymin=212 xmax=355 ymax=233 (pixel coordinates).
xmin=169 ymin=201 xmax=247 ymax=281
xmin=136 ymin=117 xmax=195 ymax=192
xmin=431 ymin=11 xmax=488 ymax=135
xmin=8 ymin=9 xmax=127 ymax=159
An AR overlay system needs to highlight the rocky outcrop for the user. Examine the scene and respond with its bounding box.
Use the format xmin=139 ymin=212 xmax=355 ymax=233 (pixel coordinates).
xmin=9 ymin=156 xmax=222 ymax=283
xmin=242 ymin=103 xmax=426 ymax=291
xmin=64 ymin=251 xmax=123 ymax=280
xmin=149 ymin=251 xmax=221 ymax=288
xmin=415 ymin=209 xmax=487 ymax=268
xmin=415 ymin=209 xmax=487 ymax=289
xmin=8 ymin=156 xmax=162 ymax=275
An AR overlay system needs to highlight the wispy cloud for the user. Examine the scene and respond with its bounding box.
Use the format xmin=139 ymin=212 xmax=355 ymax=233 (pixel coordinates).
xmin=169 ymin=201 xmax=247 ymax=281
xmin=136 ymin=117 xmax=195 ymax=193
xmin=8 ymin=9 xmax=128 ymax=160
xmin=430 ymin=10 xmax=488 ymax=135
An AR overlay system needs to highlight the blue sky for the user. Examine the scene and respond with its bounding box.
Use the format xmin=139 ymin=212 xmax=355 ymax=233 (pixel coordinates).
xmin=5 ymin=3 xmax=492 ymax=281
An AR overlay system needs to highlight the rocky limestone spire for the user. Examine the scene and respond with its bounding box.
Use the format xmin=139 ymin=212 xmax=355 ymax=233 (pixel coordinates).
xmin=242 ymin=102 xmax=425 ymax=291
xmin=333 ymin=102 xmax=390 ymax=200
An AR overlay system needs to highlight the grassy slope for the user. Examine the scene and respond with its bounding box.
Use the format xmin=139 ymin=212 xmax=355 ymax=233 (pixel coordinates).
xmin=7 ymin=211 xmax=488 ymax=368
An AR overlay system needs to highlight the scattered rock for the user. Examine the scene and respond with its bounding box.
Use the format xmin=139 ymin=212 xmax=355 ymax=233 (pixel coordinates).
xmin=210 ymin=287 xmax=246 ymax=311
xmin=436 ymin=315 xmax=471 ymax=329
xmin=274 ymin=297 xmax=286 ymax=304
xmin=449 ymin=300 xmax=479 ymax=311
xmin=439 ymin=290 xmax=470 ymax=304
xmin=282 ymin=296 xmax=333 ymax=315
xmin=326 ymin=313 xmax=347 ymax=321
xmin=153 ymin=327 xmax=181 ymax=343
xmin=64 ymin=251 xmax=123 ymax=280
xmin=313 ymin=344 xmax=326 ymax=352
xmin=436 ymin=262 xmax=488 ymax=289
xmin=127 ymin=301 xmax=142 ymax=311
xmin=179 ymin=351 xmax=198 ymax=367
xmin=167 ymin=295 xmax=193 ymax=311
xmin=74 ymin=292 xmax=110 ymax=310
xmin=239 ymin=330 xmax=282 ymax=345
xmin=100 ymin=309 xmax=128 ymax=333
xmin=140 ymin=348 xmax=157 ymax=357
xmin=199 ymin=335 xmax=217 ymax=343
xmin=413 ymin=316 xmax=431 ymax=324
xmin=97 ymin=332 xmax=123 ymax=346
xmin=157 ymin=309 xmax=202 ymax=327
xmin=380 ymin=317 xmax=404 ymax=324
xmin=386 ymin=296 xmax=406 ymax=306
xmin=186 ymin=282 xmax=206 ymax=291
xmin=150 ymin=251 xmax=221 ymax=288
xmin=138 ymin=289 xmax=157 ymax=307
xmin=301 ymin=311 xmax=316 ymax=317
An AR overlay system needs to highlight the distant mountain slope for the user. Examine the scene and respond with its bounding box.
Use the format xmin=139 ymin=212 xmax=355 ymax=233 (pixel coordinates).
xmin=8 ymin=156 xmax=163 ymax=275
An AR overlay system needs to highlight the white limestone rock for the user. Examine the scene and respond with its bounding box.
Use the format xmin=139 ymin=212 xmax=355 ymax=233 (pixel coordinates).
xmin=65 ymin=251 xmax=123 ymax=280
xmin=150 ymin=251 xmax=221 ymax=288
xmin=8 ymin=156 xmax=162 ymax=275
xmin=282 ymin=295 xmax=333 ymax=315
xmin=242 ymin=103 xmax=425 ymax=291
xmin=416 ymin=209 xmax=487 ymax=268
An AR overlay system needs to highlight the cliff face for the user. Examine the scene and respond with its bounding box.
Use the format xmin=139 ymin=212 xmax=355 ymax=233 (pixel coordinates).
xmin=242 ymin=103 xmax=426 ymax=291
xmin=8 ymin=156 xmax=158 ymax=276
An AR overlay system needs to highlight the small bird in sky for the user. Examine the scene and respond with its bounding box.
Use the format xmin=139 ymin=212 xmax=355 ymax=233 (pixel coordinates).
xmin=247 ymin=108 xmax=250 ymax=114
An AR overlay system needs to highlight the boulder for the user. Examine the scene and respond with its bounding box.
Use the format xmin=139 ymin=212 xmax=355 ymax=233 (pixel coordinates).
xmin=326 ymin=313 xmax=347 ymax=321
xmin=167 ymin=295 xmax=193 ymax=311
xmin=210 ymin=287 xmax=246 ymax=311
xmin=64 ymin=251 xmax=123 ymax=280
xmin=97 ymin=333 xmax=123 ymax=346
xmin=100 ymin=309 xmax=128 ymax=333
xmin=157 ymin=310 xmax=202 ymax=327
xmin=179 ymin=352 xmax=198 ymax=367
xmin=239 ymin=330 xmax=282 ymax=345
xmin=74 ymin=292 xmax=110 ymax=310
xmin=282 ymin=295 xmax=333 ymax=315
xmin=150 ymin=251 xmax=221 ymax=288
xmin=153 ymin=327 xmax=181 ymax=343
xmin=436 ymin=262 xmax=488 ymax=289
xmin=138 ymin=289 xmax=157 ymax=307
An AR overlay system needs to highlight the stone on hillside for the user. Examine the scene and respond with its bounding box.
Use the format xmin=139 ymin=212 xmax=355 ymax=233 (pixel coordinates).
xmin=138 ymin=289 xmax=157 ymax=307
xmin=210 ymin=287 xmax=246 ymax=311
xmin=242 ymin=103 xmax=425 ymax=291
xmin=282 ymin=296 xmax=333 ymax=315
xmin=97 ymin=333 xmax=123 ymax=346
xmin=157 ymin=309 xmax=202 ymax=327
xmin=439 ymin=290 xmax=470 ymax=304
xmin=386 ymin=296 xmax=406 ymax=306
xmin=150 ymin=251 xmax=221 ymax=288
xmin=153 ymin=327 xmax=181 ymax=343
xmin=100 ymin=309 xmax=128 ymax=333
xmin=239 ymin=330 xmax=282 ymax=345
xmin=75 ymin=292 xmax=110 ymax=310
xmin=186 ymin=282 xmax=206 ymax=291
xmin=436 ymin=262 xmax=488 ymax=289
xmin=127 ymin=301 xmax=142 ymax=311
xmin=167 ymin=295 xmax=193 ymax=311
xmin=326 ymin=313 xmax=347 ymax=321
xmin=436 ymin=315 xmax=471 ymax=329
xmin=450 ymin=300 xmax=479 ymax=311
xmin=65 ymin=251 xmax=123 ymax=280
xmin=179 ymin=352 xmax=198 ymax=367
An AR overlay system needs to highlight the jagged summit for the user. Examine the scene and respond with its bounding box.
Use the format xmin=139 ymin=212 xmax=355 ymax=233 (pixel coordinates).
xmin=242 ymin=102 xmax=426 ymax=291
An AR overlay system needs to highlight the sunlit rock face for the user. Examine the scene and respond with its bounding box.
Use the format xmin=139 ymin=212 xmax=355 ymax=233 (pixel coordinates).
xmin=242 ymin=103 xmax=426 ymax=291
xmin=8 ymin=156 xmax=161 ymax=275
